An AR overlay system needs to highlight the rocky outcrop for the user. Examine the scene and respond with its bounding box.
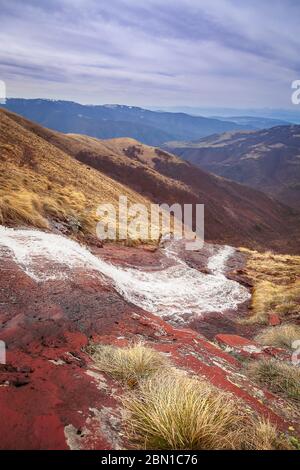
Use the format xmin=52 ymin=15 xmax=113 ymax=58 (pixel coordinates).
xmin=0 ymin=234 xmax=298 ymax=449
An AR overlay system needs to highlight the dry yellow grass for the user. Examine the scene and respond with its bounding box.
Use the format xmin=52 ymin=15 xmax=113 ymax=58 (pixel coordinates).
xmin=68 ymin=134 xmax=187 ymax=174
xmin=122 ymin=373 xmax=289 ymax=450
xmin=0 ymin=189 xmax=49 ymax=229
xmin=240 ymin=249 xmax=300 ymax=324
xmin=86 ymin=343 xmax=291 ymax=450
xmin=86 ymin=342 xmax=171 ymax=387
xmin=0 ymin=109 xmax=162 ymax=243
xmin=250 ymin=418 xmax=288 ymax=451
xmin=246 ymin=359 xmax=300 ymax=402
xmin=255 ymin=324 xmax=300 ymax=349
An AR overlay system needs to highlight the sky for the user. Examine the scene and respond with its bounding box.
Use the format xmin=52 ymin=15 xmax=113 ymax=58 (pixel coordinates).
xmin=0 ymin=0 xmax=300 ymax=108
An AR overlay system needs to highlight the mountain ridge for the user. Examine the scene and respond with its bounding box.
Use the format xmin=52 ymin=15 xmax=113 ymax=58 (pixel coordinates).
xmin=1 ymin=98 xmax=251 ymax=146
xmin=166 ymin=126 xmax=300 ymax=210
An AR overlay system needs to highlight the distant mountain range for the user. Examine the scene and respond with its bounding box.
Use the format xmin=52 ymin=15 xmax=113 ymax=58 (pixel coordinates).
xmin=166 ymin=126 xmax=300 ymax=210
xmin=150 ymin=106 xmax=300 ymax=124
xmin=209 ymin=116 xmax=291 ymax=129
xmin=0 ymin=99 xmax=260 ymax=146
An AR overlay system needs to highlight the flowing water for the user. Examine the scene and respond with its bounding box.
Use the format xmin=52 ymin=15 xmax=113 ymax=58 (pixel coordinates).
xmin=0 ymin=226 xmax=250 ymax=322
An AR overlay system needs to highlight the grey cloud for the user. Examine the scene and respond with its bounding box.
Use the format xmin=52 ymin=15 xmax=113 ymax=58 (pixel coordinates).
xmin=0 ymin=0 xmax=299 ymax=107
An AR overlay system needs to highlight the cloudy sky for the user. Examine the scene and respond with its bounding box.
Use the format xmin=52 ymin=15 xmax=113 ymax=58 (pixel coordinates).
xmin=0 ymin=0 xmax=299 ymax=107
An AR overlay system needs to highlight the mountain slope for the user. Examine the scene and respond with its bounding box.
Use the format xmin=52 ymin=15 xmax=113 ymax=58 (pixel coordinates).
xmin=2 ymin=99 xmax=249 ymax=145
xmin=0 ymin=108 xmax=154 ymax=243
xmin=166 ymin=126 xmax=300 ymax=210
xmin=62 ymin=136 xmax=300 ymax=254
xmin=1 ymin=108 xmax=299 ymax=253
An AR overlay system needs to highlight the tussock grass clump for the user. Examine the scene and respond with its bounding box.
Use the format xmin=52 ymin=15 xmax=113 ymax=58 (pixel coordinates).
xmin=240 ymin=249 xmax=300 ymax=284
xmin=0 ymin=190 xmax=49 ymax=229
xmin=255 ymin=324 xmax=300 ymax=350
xmin=246 ymin=359 xmax=300 ymax=402
xmin=87 ymin=343 xmax=290 ymax=450
xmin=122 ymin=374 xmax=288 ymax=450
xmin=250 ymin=418 xmax=288 ymax=451
xmin=239 ymin=249 xmax=300 ymax=324
xmin=86 ymin=343 xmax=171 ymax=387
xmin=251 ymin=280 xmax=300 ymax=324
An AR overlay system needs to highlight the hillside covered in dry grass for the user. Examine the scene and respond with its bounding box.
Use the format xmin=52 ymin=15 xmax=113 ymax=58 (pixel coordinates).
xmin=56 ymin=134 xmax=300 ymax=254
xmin=1 ymin=108 xmax=300 ymax=253
xmin=0 ymin=108 xmax=155 ymax=244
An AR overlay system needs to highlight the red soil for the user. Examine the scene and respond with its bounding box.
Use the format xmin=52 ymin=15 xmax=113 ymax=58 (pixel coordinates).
xmin=0 ymin=244 xmax=298 ymax=449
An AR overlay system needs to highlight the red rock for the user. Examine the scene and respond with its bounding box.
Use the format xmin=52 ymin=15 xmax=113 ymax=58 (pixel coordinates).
xmin=215 ymin=333 xmax=291 ymax=361
xmin=215 ymin=334 xmax=265 ymax=358
xmin=264 ymin=346 xmax=291 ymax=361
xmin=0 ymin=245 xmax=299 ymax=450
xmin=268 ymin=313 xmax=281 ymax=326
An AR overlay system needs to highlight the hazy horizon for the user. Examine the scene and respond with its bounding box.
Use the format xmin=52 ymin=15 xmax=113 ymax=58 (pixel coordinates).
xmin=4 ymin=97 xmax=300 ymax=123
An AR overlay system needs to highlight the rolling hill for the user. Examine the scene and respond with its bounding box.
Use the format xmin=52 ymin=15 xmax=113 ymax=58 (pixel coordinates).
xmin=166 ymin=126 xmax=300 ymax=210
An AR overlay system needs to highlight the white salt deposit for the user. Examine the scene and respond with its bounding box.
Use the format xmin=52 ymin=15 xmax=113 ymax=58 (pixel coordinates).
xmin=0 ymin=226 xmax=250 ymax=322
